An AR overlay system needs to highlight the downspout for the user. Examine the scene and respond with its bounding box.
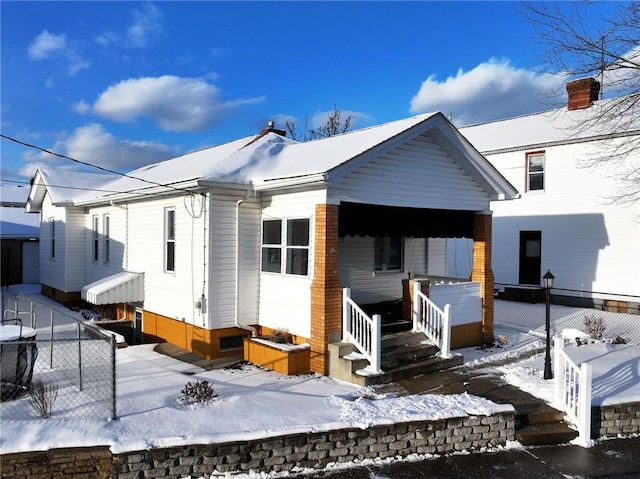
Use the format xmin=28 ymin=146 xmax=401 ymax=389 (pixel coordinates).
xmin=235 ymin=191 xmax=257 ymax=336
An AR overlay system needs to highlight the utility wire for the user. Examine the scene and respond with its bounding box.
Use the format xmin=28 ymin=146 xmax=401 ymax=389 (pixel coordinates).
xmin=1 ymin=133 xmax=193 ymax=195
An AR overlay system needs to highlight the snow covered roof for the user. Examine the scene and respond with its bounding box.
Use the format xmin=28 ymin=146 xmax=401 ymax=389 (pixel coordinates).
xmin=1 ymin=184 xmax=40 ymax=238
xmin=460 ymin=95 xmax=640 ymax=153
xmin=27 ymin=112 xmax=519 ymax=207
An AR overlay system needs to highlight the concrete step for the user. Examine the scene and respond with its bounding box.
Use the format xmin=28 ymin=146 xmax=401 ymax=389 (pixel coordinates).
xmin=381 ymin=331 xmax=428 ymax=349
xmin=360 ymin=354 xmax=463 ymax=386
xmin=381 ymin=342 xmax=440 ymax=369
xmin=516 ymin=421 xmax=579 ymax=446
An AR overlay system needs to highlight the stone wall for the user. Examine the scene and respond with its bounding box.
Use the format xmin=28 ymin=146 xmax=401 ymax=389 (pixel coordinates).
xmin=592 ymin=402 xmax=640 ymax=438
xmin=1 ymin=413 xmax=514 ymax=478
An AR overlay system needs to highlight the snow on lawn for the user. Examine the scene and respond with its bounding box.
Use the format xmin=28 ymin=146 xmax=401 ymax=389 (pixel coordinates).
xmin=0 ymin=343 xmax=513 ymax=455
xmin=1 ymin=291 xmax=639 ymax=458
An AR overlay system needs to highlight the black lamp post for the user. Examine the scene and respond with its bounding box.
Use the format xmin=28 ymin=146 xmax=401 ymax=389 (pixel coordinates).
xmin=543 ymin=269 xmax=555 ymax=380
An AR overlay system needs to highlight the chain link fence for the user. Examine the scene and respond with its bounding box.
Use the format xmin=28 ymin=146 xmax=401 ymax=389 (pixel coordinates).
xmin=495 ymin=283 xmax=640 ymax=346
xmin=1 ymin=288 xmax=116 ymax=421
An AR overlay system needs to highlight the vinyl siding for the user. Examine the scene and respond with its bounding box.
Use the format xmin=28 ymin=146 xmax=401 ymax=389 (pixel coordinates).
xmin=39 ymin=194 xmax=66 ymax=291
xmin=257 ymin=189 xmax=325 ymax=337
xmin=329 ymin=133 xmax=489 ymax=211
xmin=449 ymin=139 xmax=640 ymax=296
xmin=338 ymin=236 xmax=432 ymax=304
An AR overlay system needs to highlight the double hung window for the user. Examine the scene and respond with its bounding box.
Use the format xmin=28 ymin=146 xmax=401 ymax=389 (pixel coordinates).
xmin=103 ymin=214 xmax=110 ymax=263
xmin=92 ymin=215 xmax=99 ymax=262
xmin=527 ymin=152 xmax=545 ymax=191
xmin=165 ymin=208 xmax=176 ymax=272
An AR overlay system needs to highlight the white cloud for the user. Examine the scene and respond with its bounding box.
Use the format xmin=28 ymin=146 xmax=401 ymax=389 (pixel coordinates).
xmin=127 ymin=3 xmax=164 ymax=48
xmin=92 ymin=75 xmax=265 ymax=132
xmin=20 ymin=123 xmax=177 ymax=176
xmin=28 ymin=30 xmax=67 ymax=60
xmin=27 ymin=30 xmax=89 ymax=77
xmin=73 ymin=100 xmax=91 ymax=114
xmin=409 ymin=58 xmax=565 ymax=126
xmin=94 ymin=31 xmax=122 ymax=47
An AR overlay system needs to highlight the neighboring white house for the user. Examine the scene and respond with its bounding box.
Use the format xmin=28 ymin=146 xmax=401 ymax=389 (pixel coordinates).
xmin=451 ymin=78 xmax=640 ymax=309
xmin=1 ymin=184 xmax=40 ymax=286
xmin=26 ymin=113 xmax=518 ymax=374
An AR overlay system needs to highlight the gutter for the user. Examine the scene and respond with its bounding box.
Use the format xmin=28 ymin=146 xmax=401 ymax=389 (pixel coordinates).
xmin=235 ymin=190 xmax=257 ymax=337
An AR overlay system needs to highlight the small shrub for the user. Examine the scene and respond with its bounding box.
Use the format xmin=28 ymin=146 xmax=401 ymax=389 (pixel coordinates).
xmin=29 ymin=379 xmax=58 ymax=418
xmin=177 ymin=379 xmax=217 ymax=405
xmin=584 ymin=313 xmax=606 ymax=340
xmin=268 ymin=329 xmax=292 ymax=344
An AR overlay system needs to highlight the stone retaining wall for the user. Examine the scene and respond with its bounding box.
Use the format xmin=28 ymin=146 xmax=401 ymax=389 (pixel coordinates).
xmin=592 ymin=402 xmax=640 ymax=438
xmin=1 ymin=412 xmax=514 ymax=478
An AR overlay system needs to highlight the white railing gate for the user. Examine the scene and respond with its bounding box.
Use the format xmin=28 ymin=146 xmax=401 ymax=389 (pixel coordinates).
xmin=554 ymin=338 xmax=593 ymax=447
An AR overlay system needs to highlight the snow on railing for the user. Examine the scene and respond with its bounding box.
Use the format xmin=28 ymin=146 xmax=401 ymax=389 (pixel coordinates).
xmin=554 ymin=337 xmax=593 ymax=447
xmin=342 ymin=288 xmax=382 ymax=374
xmin=412 ymin=281 xmax=452 ymax=359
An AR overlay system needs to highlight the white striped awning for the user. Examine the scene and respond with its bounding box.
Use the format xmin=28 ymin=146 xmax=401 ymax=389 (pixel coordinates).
xmin=82 ymin=272 xmax=144 ymax=305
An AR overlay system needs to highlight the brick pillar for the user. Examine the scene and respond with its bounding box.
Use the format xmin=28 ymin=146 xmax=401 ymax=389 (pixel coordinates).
xmin=471 ymin=211 xmax=495 ymax=345
xmin=310 ymin=204 xmax=342 ymax=374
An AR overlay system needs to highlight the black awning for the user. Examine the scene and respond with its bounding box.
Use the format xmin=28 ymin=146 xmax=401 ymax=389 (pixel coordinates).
xmin=338 ymin=202 xmax=475 ymax=238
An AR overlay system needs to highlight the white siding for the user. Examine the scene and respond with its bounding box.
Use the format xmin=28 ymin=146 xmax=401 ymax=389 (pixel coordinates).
xmin=428 ymin=282 xmax=482 ymax=326
xmin=329 ymin=133 xmax=490 ymax=211
xmin=338 ymin=236 xmax=429 ymax=304
xmin=449 ymin=139 xmax=640 ymax=296
xmin=257 ymin=189 xmax=325 ymax=337
xmin=124 ymin=195 xmax=208 ymax=325
xmin=39 ymin=194 xmax=65 ymax=291
xmin=64 ymin=207 xmax=88 ymax=291
xmin=85 ymin=205 xmax=127 ymax=285
xmin=208 ymin=192 xmax=260 ymax=329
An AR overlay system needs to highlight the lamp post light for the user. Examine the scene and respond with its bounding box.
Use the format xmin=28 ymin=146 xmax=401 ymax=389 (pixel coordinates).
xmin=543 ymin=269 xmax=555 ymax=380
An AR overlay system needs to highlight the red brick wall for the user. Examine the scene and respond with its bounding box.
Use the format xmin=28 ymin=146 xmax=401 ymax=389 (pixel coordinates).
xmin=471 ymin=212 xmax=495 ymax=344
xmin=310 ymin=204 xmax=342 ymax=374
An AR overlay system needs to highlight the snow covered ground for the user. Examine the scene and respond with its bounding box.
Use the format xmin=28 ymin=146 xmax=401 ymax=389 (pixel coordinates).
xmin=1 ymin=286 xmax=639 ymax=469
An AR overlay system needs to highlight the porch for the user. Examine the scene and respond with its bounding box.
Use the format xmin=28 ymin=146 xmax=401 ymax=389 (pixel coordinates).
xmin=327 ymin=283 xmax=466 ymax=386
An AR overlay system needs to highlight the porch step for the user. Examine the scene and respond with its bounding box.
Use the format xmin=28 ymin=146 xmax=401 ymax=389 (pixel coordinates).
xmin=515 ymin=421 xmax=578 ymax=446
xmin=328 ymin=331 xmax=462 ymax=387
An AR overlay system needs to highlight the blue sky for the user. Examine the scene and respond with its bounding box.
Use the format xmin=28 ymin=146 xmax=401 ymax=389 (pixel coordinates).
xmin=0 ymin=1 xmax=618 ymax=186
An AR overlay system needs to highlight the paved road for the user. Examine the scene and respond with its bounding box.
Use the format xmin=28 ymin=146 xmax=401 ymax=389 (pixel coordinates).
xmin=302 ymin=437 xmax=640 ymax=478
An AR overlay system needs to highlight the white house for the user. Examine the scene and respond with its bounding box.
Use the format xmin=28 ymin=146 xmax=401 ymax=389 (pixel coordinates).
xmin=451 ymin=78 xmax=640 ymax=310
xmin=26 ymin=113 xmax=518 ymax=375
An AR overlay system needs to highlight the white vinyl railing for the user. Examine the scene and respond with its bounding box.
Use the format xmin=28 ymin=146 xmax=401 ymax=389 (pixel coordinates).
xmin=412 ymin=281 xmax=452 ymax=359
xmin=342 ymin=288 xmax=382 ymax=374
xmin=554 ymin=338 xmax=593 ymax=447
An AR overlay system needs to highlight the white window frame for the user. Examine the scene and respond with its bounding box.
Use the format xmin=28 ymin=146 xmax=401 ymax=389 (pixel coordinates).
xmin=92 ymin=215 xmax=99 ymax=262
xmin=103 ymin=214 xmax=110 ymax=264
xmin=49 ymin=217 xmax=56 ymax=259
xmin=261 ymin=218 xmax=311 ymax=276
xmin=285 ymin=218 xmax=310 ymax=276
xmin=164 ymin=207 xmax=176 ymax=273
xmin=526 ymin=151 xmax=545 ymax=192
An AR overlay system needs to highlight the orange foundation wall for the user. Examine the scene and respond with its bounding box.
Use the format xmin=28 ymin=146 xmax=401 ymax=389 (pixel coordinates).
xmin=450 ymin=322 xmax=483 ymax=349
xmin=143 ymin=311 xmax=249 ymax=360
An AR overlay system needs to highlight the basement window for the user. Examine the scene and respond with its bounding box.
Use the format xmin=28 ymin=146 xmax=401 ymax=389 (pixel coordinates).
xmin=219 ymin=335 xmax=245 ymax=351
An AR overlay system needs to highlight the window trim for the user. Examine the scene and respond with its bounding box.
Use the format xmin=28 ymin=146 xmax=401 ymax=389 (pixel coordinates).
xmin=164 ymin=207 xmax=176 ymax=273
xmin=92 ymin=215 xmax=99 ymax=262
xmin=103 ymin=214 xmax=110 ymax=264
xmin=285 ymin=218 xmax=310 ymax=276
xmin=49 ymin=217 xmax=56 ymax=259
xmin=526 ymin=151 xmax=545 ymax=192
xmin=261 ymin=217 xmax=311 ymax=277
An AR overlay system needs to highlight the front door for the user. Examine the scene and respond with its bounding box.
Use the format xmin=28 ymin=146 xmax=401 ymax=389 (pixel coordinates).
xmin=519 ymin=231 xmax=541 ymax=285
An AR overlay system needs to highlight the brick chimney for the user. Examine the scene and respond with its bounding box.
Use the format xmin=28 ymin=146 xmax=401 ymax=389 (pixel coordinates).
xmin=566 ymin=78 xmax=600 ymax=110
xmin=260 ymin=121 xmax=287 ymax=137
